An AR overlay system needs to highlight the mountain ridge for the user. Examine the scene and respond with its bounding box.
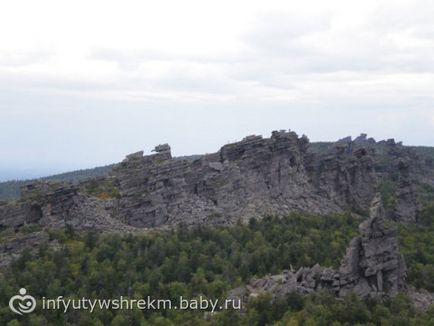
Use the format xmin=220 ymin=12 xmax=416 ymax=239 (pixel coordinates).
xmin=1 ymin=130 xmax=433 ymax=232
xmin=1 ymin=135 xmax=432 ymax=203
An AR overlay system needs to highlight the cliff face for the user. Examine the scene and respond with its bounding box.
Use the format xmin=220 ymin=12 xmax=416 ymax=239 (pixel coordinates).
xmin=1 ymin=130 xmax=432 ymax=232
xmin=110 ymin=131 xmax=377 ymax=228
xmin=338 ymin=194 xmax=407 ymax=298
xmin=310 ymin=135 xmax=433 ymax=223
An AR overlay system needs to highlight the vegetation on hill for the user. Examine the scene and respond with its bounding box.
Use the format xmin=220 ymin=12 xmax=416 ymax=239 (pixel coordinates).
xmin=0 ymin=165 xmax=114 ymax=202
xmin=0 ymin=212 xmax=433 ymax=325
xmin=0 ymin=155 xmax=202 ymax=202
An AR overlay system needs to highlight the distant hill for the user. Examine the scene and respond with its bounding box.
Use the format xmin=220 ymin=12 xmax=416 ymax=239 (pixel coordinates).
xmin=0 ymin=165 xmax=114 ymax=202
xmin=0 ymin=154 xmax=203 ymax=202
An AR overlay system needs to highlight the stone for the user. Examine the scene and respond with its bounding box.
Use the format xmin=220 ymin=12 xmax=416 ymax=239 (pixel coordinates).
xmin=153 ymin=144 xmax=171 ymax=153
xmin=0 ymin=131 xmax=433 ymax=308
xmin=4 ymin=130 xmax=431 ymax=230
xmin=2 ymin=130 xmax=432 ymax=230
xmin=339 ymin=193 xmax=407 ymax=298
xmin=108 ymin=130 xmax=379 ymax=228
xmin=228 ymin=194 xmax=430 ymax=309
xmin=393 ymin=160 xmax=418 ymax=223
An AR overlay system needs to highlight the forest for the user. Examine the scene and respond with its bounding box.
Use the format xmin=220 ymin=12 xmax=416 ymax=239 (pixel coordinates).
xmin=0 ymin=209 xmax=433 ymax=325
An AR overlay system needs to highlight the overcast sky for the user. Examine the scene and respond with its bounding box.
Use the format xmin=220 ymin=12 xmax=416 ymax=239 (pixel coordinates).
xmin=1 ymin=0 xmax=434 ymax=180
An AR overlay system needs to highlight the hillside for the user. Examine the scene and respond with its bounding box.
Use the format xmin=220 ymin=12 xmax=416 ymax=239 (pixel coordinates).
xmin=0 ymin=155 xmax=204 ymax=202
xmin=0 ymin=165 xmax=114 ymax=202
xmin=1 ymin=212 xmax=434 ymax=325
xmin=1 ymin=131 xmax=434 ymax=325
xmin=2 ymin=137 xmax=432 ymax=205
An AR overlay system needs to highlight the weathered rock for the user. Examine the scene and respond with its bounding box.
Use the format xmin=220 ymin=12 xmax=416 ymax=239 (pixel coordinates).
xmin=393 ymin=160 xmax=418 ymax=223
xmin=316 ymin=134 xmax=433 ymax=223
xmin=109 ymin=130 xmax=377 ymax=228
xmin=339 ymin=194 xmax=407 ymax=298
xmin=0 ymin=130 xmax=430 ymax=232
xmin=0 ymin=181 xmax=133 ymax=233
xmin=0 ymin=130 xmax=432 ymax=307
xmin=153 ymin=144 xmax=171 ymax=153
xmin=229 ymin=195 xmax=430 ymax=309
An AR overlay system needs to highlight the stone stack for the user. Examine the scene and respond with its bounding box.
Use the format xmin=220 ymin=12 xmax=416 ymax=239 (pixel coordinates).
xmin=1 ymin=130 xmax=429 ymax=230
xmin=338 ymin=194 xmax=407 ymax=298
xmin=109 ymin=130 xmax=377 ymax=228
xmin=231 ymin=194 xmax=408 ymax=302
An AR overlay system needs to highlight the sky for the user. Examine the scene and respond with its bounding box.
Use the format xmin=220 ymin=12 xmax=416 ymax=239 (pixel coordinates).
xmin=0 ymin=0 xmax=434 ymax=180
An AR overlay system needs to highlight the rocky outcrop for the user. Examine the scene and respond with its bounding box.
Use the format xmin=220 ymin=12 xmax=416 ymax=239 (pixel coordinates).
xmin=1 ymin=130 xmax=431 ymax=231
xmin=357 ymin=136 xmax=434 ymax=223
xmin=229 ymin=195 xmax=431 ymax=309
xmin=0 ymin=130 xmax=432 ymax=307
xmin=338 ymin=194 xmax=407 ymax=298
xmin=110 ymin=131 xmax=377 ymax=228
xmin=0 ymin=181 xmax=133 ymax=233
xmin=307 ymin=140 xmax=377 ymax=213
xmin=393 ymin=160 xmax=418 ymax=223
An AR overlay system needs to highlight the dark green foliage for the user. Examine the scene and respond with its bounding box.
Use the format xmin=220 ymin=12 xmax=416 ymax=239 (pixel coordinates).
xmin=0 ymin=213 xmax=433 ymax=325
xmin=0 ymin=180 xmax=23 ymax=202
xmin=399 ymin=215 xmax=434 ymax=292
xmin=380 ymin=180 xmax=397 ymax=211
xmin=409 ymin=146 xmax=434 ymax=161
xmin=0 ymin=214 xmax=359 ymax=325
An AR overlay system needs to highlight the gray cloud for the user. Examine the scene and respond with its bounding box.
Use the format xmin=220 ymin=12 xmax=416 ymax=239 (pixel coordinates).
xmin=1 ymin=0 xmax=434 ymax=180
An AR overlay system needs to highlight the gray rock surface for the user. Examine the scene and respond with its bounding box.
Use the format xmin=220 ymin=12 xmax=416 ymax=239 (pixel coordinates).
xmin=229 ymin=195 xmax=432 ymax=310
xmin=0 ymin=131 xmax=432 ymax=308
xmin=1 ymin=130 xmax=432 ymax=231
xmin=338 ymin=194 xmax=407 ymax=298
xmin=110 ymin=131 xmax=378 ymax=228
xmin=0 ymin=181 xmax=133 ymax=232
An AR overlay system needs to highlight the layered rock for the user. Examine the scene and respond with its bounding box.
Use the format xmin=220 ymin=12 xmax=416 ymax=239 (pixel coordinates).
xmin=393 ymin=160 xmax=418 ymax=223
xmin=0 ymin=181 xmax=131 ymax=232
xmin=0 ymin=130 xmax=432 ymax=308
xmin=1 ymin=130 xmax=430 ymax=231
xmin=307 ymin=139 xmax=377 ymax=213
xmin=231 ymin=195 xmax=412 ymax=304
xmin=361 ymin=136 xmax=434 ymax=222
xmin=338 ymin=194 xmax=407 ymax=298
xmin=110 ymin=131 xmax=377 ymax=228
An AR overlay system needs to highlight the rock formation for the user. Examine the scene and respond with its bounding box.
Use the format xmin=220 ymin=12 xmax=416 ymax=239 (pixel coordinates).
xmin=229 ymin=195 xmax=433 ymax=310
xmin=338 ymin=194 xmax=407 ymax=298
xmin=0 ymin=130 xmax=432 ymax=309
xmin=110 ymin=131 xmax=378 ymax=228
xmin=393 ymin=160 xmax=418 ymax=223
xmin=364 ymin=136 xmax=434 ymax=222
xmin=0 ymin=181 xmax=132 ymax=232
xmin=1 ymin=130 xmax=432 ymax=232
